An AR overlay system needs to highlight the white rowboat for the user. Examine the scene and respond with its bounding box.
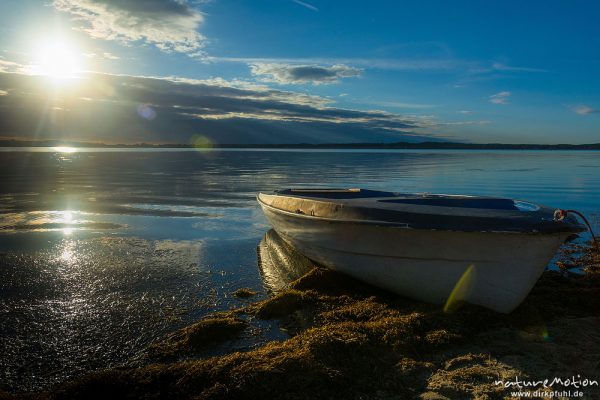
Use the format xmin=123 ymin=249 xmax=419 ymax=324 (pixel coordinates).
xmin=257 ymin=188 xmax=584 ymax=313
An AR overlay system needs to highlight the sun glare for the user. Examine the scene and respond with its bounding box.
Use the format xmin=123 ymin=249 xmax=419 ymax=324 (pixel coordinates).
xmin=32 ymin=39 xmax=83 ymax=80
xmin=62 ymin=211 xmax=74 ymax=223
xmin=53 ymin=146 xmax=77 ymax=153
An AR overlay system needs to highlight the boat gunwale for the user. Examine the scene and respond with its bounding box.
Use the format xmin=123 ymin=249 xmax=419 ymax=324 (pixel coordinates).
xmin=257 ymin=193 xmax=585 ymax=235
xmin=258 ymin=194 xmax=411 ymax=228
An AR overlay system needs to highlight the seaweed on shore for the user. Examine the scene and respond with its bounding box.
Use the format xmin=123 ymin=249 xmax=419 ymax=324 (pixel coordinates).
xmin=147 ymin=314 xmax=247 ymax=361
xmin=232 ymin=288 xmax=258 ymax=298
xmin=16 ymin=241 xmax=600 ymax=400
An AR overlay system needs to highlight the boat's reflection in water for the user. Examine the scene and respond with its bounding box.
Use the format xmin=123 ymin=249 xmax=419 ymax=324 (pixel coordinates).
xmin=257 ymin=229 xmax=316 ymax=292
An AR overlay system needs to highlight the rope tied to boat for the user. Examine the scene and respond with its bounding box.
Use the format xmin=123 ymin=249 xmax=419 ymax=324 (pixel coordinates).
xmin=554 ymin=209 xmax=599 ymax=252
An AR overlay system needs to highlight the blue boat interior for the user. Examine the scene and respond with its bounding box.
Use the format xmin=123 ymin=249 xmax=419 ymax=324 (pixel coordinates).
xmin=379 ymin=197 xmax=519 ymax=210
xmin=280 ymin=188 xmax=394 ymax=199
xmin=278 ymin=188 xmax=524 ymax=210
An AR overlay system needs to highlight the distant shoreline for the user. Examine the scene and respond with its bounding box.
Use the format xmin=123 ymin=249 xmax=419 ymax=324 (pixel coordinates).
xmin=1 ymin=140 xmax=600 ymax=150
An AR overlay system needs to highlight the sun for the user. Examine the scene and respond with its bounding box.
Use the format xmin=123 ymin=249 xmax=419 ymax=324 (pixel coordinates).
xmin=32 ymin=39 xmax=83 ymax=80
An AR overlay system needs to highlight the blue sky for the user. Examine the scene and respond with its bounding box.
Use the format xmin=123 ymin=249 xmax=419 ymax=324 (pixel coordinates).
xmin=0 ymin=0 xmax=599 ymax=144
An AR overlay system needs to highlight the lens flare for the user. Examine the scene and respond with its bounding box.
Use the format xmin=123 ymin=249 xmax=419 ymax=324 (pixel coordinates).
xmin=541 ymin=326 xmax=550 ymax=340
xmin=137 ymin=104 xmax=157 ymax=120
xmin=444 ymin=264 xmax=476 ymax=313
xmin=190 ymin=134 xmax=213 ymax=149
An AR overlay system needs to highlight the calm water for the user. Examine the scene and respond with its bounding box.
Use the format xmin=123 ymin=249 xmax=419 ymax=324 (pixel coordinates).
xmin=1 ymin=148 xmax=599 ymax=392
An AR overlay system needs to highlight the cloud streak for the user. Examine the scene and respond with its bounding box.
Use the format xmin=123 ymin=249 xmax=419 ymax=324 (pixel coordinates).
xmin=572 ymin=105 xmax=600 ymax=115
xmin=370 ymin=101 xmax=436 ymax=110
xmin=490 ymin=62 xmax=546 ymax=73
xmin=250 ymin=63 xmax=362 ymax=85
xmin=489 ymin=91 xmax=511 ymax=104
xmin=292 ymin=0 xmax=318 ymax=12
xmin=0 ymin=58 xmax=26 ymax=74
xmin=211 ymin=56 xmax=462 ymax=72
xmin=53 ymin=0 xmax=204 ymax=53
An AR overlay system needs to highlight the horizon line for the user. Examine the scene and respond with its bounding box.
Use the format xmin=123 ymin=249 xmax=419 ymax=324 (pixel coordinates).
xmin=1 ymin=139 xmax=600 ymax=150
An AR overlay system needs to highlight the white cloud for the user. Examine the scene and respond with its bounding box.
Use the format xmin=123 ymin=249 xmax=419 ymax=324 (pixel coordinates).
xmin=491 ymin=62 xmax=546 ymax=73
xmin=439 ymin=120 xmax=491 ymax=126
xmin=369 ymin=101 xmax=436 ymax=109
xmin=572 ymin=105 xmax=599 ymax=115
xmin=292 ymin=0 xmax=318 ymax=12
xmin=457 ymin=110 xmax=472 ymax=114
xmin=489 ymin=91 xmax=511 ymax=104
xmin=53 ymin=0 xmax=204 ymax=53
xmin=250 ymin=63 xmax=362 ymax=85
xmin=0 ymin=58 xmax=26 ymax=73
xmin=103 ymin=52 xmax=120 ymax=60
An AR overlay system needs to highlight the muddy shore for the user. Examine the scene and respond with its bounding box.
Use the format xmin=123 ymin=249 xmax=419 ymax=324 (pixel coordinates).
xmin=4 ymin=241 xmax=600 ymax=400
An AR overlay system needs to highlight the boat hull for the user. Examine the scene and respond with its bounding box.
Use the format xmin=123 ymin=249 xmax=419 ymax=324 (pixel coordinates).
xmin=260 ymin=202 xmax=569 ymax=313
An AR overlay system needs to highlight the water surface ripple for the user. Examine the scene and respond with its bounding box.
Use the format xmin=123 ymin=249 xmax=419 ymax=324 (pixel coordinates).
xmin=1 ymin=149 xmax=599 ymax=391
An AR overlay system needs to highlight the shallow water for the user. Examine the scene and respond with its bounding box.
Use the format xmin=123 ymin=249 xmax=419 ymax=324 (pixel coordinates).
xmin=1 ymin=148 xmax=599 ymax=391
